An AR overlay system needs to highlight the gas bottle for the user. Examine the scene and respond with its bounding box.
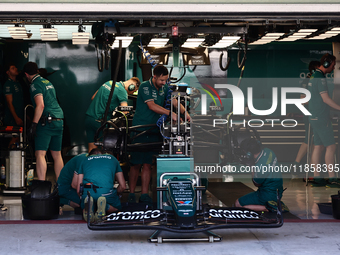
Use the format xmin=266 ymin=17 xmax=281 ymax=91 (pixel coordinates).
xmin=0 ymin=165 xmax=5 ymax=180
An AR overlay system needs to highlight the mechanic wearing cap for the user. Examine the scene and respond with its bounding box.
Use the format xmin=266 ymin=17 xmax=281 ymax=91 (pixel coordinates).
xmin=76 ymin=149 xmax=126 ymax=222
xmin=85 ymin=77 xmax=140 ymax=152
xmin=128 ymin=64 xmax=190 ymax=207
xmin=308 ymin=53 xmax=340 ymax=188
xmin=2 ymin=63 xmax=24 ymax=147
xmin=24 ymin=61 xmax=64 ymax=181
xmin=235 ymin=138 xmax=288 ymax=212
xmin=57 ymin=152 xmax=88 ymax=213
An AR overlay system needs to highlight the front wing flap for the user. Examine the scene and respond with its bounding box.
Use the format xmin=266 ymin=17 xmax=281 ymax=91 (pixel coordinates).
xmin=87 ymin=204 xmax=283 ymax=233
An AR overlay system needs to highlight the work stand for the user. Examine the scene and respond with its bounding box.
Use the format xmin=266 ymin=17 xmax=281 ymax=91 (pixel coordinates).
xmin=148 ymin=230 xmax=222 ymax=243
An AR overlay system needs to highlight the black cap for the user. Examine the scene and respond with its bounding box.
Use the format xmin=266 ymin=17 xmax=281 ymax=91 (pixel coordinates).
xmin=240 ymin=138 xmax=262 ymax=155
xmin=23 ymin=62 xmax=38 ymax=75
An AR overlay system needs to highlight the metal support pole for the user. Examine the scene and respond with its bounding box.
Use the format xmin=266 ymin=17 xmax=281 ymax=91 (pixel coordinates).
xmin=306 ymin=123 xmax=311 ymax=186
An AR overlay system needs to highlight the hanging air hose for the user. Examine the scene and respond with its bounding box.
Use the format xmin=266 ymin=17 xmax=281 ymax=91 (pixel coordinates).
xmin=219 ymin=50 xmax=231 ymax=71
xmin=171 ymin=66 xmax=187 ymax=83
xmin=169 ymin=66 xmax=173 ymax=80
xmin=188 ymin=65 xmax=197 ymax=72
xmin=93 ymin=39 xmax=123 ymax=143
xmin=104 ymin=43 xmax=111 ymax=70
xmin=140 ymin=36 xmax=157 ymax=67
xmin=167 ymin=54 xmax=188 ymax=83
xmin=237 ymin=41 xmax=247 ymax=70
xmin=170 ymin=54 xmax=189 ymax=83
xmin=237 ymin=66 xmax=245 ymax=88
xmin=102 ymin=39 xmax=123 ymax=124
xmin=96 ymin=44 xmax=105 ymax=72
xmin=236 ymin=41 xmax=247 ymax=87
xmin=96 ymin=43 xmax=111 ymax=72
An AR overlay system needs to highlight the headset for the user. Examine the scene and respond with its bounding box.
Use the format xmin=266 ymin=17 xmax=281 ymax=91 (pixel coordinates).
xmin=322 ymin=54 xmax=333 ymax=68
xmin=128 ymin=84 xmax=136 ymax=91
xmin=240 ymin=138 xmax=262 ymax=159
xmin=120 ymin=81 xmax=136 ymax=92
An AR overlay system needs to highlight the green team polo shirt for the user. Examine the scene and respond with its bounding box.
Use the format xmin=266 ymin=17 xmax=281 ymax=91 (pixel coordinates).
xmin=3 ymin=78 xmax=24 ymax=125
xmin=132 ymin=78 xmax=169 ymax=128
xmin=78 ymin=154 xmax=122 ymax=189
xmin=86 ymin=81 xmax=127 ymax=121
xmin=30 ymin=74 xmax=64 ymax=118
xmin=308 ymin=69 xmax=329 ymax=121
xmin=57 ymin=153 xmax=88 ymax=186
xmin=300 ymin=75 xmax=310 ymax=111
xmin=253 ymin=148 xmax=283 ymax=195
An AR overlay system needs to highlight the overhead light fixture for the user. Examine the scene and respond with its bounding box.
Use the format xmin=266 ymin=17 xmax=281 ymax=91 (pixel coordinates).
xmin=111 ymin=36 xmax=134 ymax=49
xmin=40 ymin=25 xmax=58 ymax=41
xmin=72 ymin=20 xmax=90 ymax=45
xmin=209 ymin=36 xmax=240 ymax=48
xmin=72 ymin=32 xmax=90 ymax=44
xmin=250 ymin=33 xmax=284 ymax=45
xmin=72 ymin=23 xmax=90 ymax=44
xmin=8 ymin=25 xmax=29 ymax=39
xmin=277 ymin=29 xmax=316 ymax=42
xmin=306 ymin=27 xmax=340 ymax=40
xmin=182 ymin=38 xmax=205 ymax=48
xmin=147 ymin=38 xmax=169 ymax=47
xmin=298 ymin=29 xmax=318 ymax=33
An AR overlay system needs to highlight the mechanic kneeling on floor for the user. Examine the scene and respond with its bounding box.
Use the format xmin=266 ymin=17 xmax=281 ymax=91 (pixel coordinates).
xmin=75 ymin=148 xmax=126 ymax=222
xmin=57 ymin=152 xmax=88 ymax=213
xmin=235 ymin=138 xmax=289 ymax=212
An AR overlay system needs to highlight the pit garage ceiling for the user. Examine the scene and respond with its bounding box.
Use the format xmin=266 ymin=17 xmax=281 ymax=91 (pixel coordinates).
xmin=1 ymin=2 xmax=340 ymax=42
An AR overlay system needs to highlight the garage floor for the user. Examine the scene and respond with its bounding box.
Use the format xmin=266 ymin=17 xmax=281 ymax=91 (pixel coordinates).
xmin=0 ymin=176 xmax=338 ymax=221
xmin=0 ymin=176 xmax=340 ymax=255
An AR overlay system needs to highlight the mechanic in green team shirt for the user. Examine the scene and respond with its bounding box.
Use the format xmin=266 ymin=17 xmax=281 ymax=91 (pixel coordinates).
xmin=128 ymin=65 xmax=190 ymax=207
xmin=235 ymin=138 xmax=288 ymax=212
xmin=57 ymin=152 xmax=88 ymax=213
xmin=308 ymin=53 xmax=340 ymax=188
xmin=76 ymin=149 xmax=126 ymax=222
xmin=24 ymin=62 xmax=64 ymax=181
xmin=85 ymin=77 xmax=140 ymax=152
xmin=2 ymin=63 xmax=24 ymax=146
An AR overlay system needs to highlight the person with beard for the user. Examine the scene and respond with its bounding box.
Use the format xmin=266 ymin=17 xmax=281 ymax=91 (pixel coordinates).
xmin=128 ymin=65 xmax=190 ymax=207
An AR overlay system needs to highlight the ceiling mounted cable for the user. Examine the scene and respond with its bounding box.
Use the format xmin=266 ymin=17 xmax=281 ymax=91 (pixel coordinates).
xmin=188 ymin=65 xmax=197 ymax=72
xmin=170 ymin=63 xmax=186 ymax=83
xmin=237 ymin=41 xmax=247 ymax=69
xmin=236 ymin=41 xmax=247 ymax=88
xmin=96 ymin=43 xmax=105 ymax=72
xmin=96 ymin=33 xmax=112 ymax=72
xmin=104 ymin=33 xmax=111 ymax=71
xmin=219 ymin=50 xmax=231 ymax=71
xmin=102 ymin=39 xmax=123 ymax=126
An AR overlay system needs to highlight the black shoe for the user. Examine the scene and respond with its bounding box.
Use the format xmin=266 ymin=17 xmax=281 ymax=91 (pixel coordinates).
xmin=74 ymin=207 xmax=83 ymax=215
xmin=139 ymin=194 xmax=153 ymax=208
